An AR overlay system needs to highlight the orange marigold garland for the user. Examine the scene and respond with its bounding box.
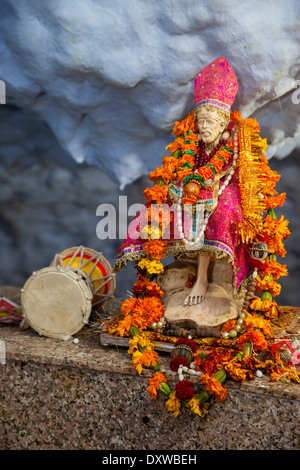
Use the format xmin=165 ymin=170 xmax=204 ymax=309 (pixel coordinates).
xmin=232 ymin=107 xmax=291 ymax=322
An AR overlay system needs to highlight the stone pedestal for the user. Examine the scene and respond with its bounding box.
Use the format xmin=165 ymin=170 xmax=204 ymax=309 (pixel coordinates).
xmin=0 ymin=319 xmax=299 ymax=449
xmin=157 ymin=258 xmax=245 ymax=337
xmin=0 ymin=286 xmax=299 ymax=451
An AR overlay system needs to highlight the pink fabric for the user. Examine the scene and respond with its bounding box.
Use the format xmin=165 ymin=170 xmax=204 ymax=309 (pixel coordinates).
xmin=194 ymin=57 xmax=239 ymax=109
xmin=116 ymin=168 xmax=252 ymax=291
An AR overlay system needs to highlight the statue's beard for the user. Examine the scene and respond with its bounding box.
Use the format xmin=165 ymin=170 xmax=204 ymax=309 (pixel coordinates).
xmin=201 ymin=133 xmax=219 ymax=146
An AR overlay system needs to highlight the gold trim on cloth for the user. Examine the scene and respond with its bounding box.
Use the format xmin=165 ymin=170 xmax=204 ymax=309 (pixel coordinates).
xmin=113 ymin=238 xmax=249 ymax=299
xmin=237 ymin=122 xmax=267 ymax=243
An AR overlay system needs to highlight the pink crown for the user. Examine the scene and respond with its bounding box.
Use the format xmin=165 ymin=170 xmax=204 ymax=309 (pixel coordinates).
xmin=194 ymin=57 xmax=238 ymax=111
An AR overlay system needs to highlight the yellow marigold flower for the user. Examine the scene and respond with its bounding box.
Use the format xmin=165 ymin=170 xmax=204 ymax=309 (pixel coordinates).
xmin=131 ymin=350 xmax=144 ymax=375
xmin=138 ymin=258 xmax=164 ymax=275
xmin=148 ymin=260 xmax=164 ymax=275
xmin=137 ymin=258 xmax=150 ymax=271
xmin=128 ymin=334 xmax=155 ymax=355
xmin=165 ymin=391 xmax=181 ymax=417
xmin=131 ymin=348 xmax=159 ymax=376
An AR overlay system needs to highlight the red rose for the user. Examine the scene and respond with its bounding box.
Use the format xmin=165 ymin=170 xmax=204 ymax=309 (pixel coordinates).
xmin=175 ymin=380 xmax=195 ymax=400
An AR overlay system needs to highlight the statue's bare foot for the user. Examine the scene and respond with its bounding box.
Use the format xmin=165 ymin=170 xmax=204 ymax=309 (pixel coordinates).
xmin=184 ymin=279 xmax=208 ymax=306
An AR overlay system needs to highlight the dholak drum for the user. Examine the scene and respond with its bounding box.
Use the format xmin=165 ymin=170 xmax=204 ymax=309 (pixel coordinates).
xmin=21 ymin=246 xmax=116 ymax=339
xmin=50 ymin=246 xmax=116 ymax=306
xmin=21 ymin=266 xmax=93 ymax=339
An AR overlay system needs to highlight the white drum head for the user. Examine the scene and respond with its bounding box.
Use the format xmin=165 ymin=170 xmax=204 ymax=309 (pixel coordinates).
xmin=21 ymin=266 xmax=93 ymax=339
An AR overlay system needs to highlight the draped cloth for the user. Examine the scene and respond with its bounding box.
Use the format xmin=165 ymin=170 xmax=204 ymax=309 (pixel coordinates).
xmin=113 ymin=156 xmax=253 ymax=297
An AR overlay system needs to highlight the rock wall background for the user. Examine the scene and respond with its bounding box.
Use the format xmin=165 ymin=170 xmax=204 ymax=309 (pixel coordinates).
xmin=0 ymin=0 xmax=299 ymax=305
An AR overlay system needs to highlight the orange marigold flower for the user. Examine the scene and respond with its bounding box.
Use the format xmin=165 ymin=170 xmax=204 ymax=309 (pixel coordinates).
xmin=255 ymin=275 xmax=282 ymax=298
xmin=185 ymin=130 xmax=199 ymax=141
xmin=243 ymin=314 xmax=273 ymax=337
xmin=230 ymin=110 xmax=242 ymax=124
xmin=200 ymin=373 xmax=228 ymax=402
xmin=172 ymin=111 xmax=197 ymax=137
xmin=148 ymin=166 xmax=163 ymax=184
xmin=131 ymin=348 xmax=159 ymax=375
xmin=184 ymin=140 xmax=198 ymax=153
xmin=193 ymin=348 xmax=208 ymax=370
xmin=119 ymin=296 xmax=164 ymax=333
xmin=165 ymin=137 xmax=186 ymax=154
xmin=121 ymin=297 xmax=142 ymax=317
xmin=237 ymin=329 xmax=268 ymax=352
xmin=196 ymin=166 xmax=213 ymax=180
xmin=144 ymin=239 xmax=167 ymax=260
xmin=141 ymin=348 xmax=160 ymax=368
xmin=209 ymin=155 xmax=224 ymax=172
xmin=144 ymin=185 xmax=167 ymax=206
xmin=140 ymin=296 xmax=165 ymax=325
xmin=224 ymin=362 xmax=248 ymax=382
xmin=116 ymin=313 xmax=143 ymax=337
xmin=244 ymin=117 xmax=260 ymax=130
xmin=177 ymin=167 xmax=193 ymax=182
xmin=265 ymin=193 xmax=286 ymax=209
xmin=182 ymin=195 xmax=197 ymax=205
xmin=217 ymin=149 xmax=231 ymax=163
xmin=133 ymin=276 xmax=164 ymax=298
xmin=221 ymin=319 xmax=237 ymax=333
xmin=177 ymin=154 xmax=195 ymax=168
xmin=262 ymin=259 xmax=288 ymax=280
xmin=195 ymin=348 xmax=232 ymax=375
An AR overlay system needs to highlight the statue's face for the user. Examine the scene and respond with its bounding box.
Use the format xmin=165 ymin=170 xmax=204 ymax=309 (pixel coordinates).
xmin=196 ymin=109 xmax=226 ymax=145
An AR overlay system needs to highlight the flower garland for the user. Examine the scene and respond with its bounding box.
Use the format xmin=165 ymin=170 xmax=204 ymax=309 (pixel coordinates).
xmin=114 ymin=110 xmax=297 ymax=419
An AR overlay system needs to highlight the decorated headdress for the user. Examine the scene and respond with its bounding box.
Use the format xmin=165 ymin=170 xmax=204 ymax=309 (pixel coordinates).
xmin=194 ymin=57 xmax=238 ymax=119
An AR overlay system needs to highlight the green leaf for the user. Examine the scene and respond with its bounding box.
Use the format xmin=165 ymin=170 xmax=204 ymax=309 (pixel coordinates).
xmin=172 ymin=149 xmax=182 ymax=159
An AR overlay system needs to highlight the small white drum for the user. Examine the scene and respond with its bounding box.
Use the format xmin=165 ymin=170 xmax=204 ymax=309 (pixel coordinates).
xmin=21 ymin=246 xmax=116 ymax=339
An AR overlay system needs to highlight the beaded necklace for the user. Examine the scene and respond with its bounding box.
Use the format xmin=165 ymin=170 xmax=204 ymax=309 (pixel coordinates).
xmin=194 ymin=139 xmax=226 ymax=170
xmin=177 ymin=128 xmax=239 ymax=247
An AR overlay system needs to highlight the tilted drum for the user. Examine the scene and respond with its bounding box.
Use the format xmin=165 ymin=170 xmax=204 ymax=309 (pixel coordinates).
xmin=21 ymin=246 xmax=116 ymax=339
